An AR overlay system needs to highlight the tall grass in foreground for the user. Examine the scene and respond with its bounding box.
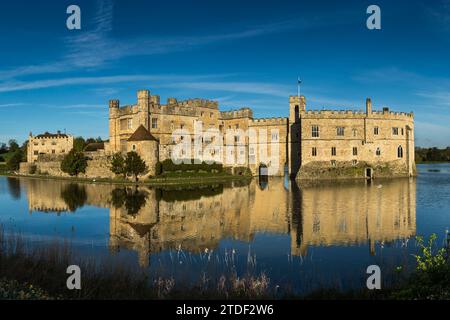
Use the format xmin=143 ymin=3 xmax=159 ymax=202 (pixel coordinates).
xmin=0 ymin=227 xmax=275 ymax=299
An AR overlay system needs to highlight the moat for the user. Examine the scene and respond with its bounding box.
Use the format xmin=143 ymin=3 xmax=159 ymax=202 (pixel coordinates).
xmin=0 ymin=164 xmax=449 ymax=295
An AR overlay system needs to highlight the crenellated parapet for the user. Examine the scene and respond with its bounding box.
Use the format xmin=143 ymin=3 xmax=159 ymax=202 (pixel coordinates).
xmin=249 ymin=117 xmax=288 ymax=126
xmin=220 ymin=108 xmax=253 ymax=119
xmin=301 ymin=109 xmax=414 ymax=120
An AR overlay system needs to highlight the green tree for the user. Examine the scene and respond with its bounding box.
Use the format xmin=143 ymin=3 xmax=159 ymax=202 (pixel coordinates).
xmin=6 ymin=149 xmax=24 ymax=171
xmin=73 ymin=137 xmax=86 ymax=152
xmin=125 ymin=151 xmax=147 ymax=181
xmin=8 ymin=139 xmax=19 ymax=153
xmin=110 ymin=152 xmax=126 ymax=178
xmin=60 ymin=149 xmax=87 ymax=176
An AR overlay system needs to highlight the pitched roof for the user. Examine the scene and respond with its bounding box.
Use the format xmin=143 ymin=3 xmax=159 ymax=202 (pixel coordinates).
xmin=84 ymin=142 xmax=105 ymax=151
xmin=127 ymin=125 xmax=157 ymax=142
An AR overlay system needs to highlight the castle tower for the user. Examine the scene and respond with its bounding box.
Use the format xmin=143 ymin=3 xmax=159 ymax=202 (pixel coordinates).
xmin=109 ymin=99 xmax=120 ymax=152
xmin=289 ymin=95 xmax=306 ymax=123
xmin=137 ymin=90 xmax=150 ymax=129
xmin=288 ymin=95 xmax=305 ymax=178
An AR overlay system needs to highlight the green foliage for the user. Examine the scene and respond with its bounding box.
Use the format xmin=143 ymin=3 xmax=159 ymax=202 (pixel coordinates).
xmin=125 ymin=151 xmax=147 ymax=181
xmin=60 ymin=149 xmax=87 ymax=176
xmin=415 ymin=147 xmax=450 ymax=162
xmin=233 ymin=166 xmax=252 ymax=176
xmin=8 ymin=139 xmax=19 ymax=153
xmin=6 ymin=149 xmax=24 ymax=171
xmin=73 ymin=137 xmax=86 ymax=152
xmin=413 ymin=234 xmax=447 ymax=272
xmin=0 ymin=156 xmax=4 ymax=163
xmin=110 ymin=153 xmax=126 ymax=177
xmin=160 ymin=159 xmax=223 ymax=173
xmin=0 ymin=278 xmax=53 ymax=300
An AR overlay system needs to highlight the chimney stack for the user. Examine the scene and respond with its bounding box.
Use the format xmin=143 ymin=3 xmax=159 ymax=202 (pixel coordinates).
xmin=366 ymin=98 xmax=372 ymax=115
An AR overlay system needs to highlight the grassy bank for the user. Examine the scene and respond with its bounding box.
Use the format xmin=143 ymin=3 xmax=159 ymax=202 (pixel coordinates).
xmin=0 ymin=171 xmax=252 ymax=187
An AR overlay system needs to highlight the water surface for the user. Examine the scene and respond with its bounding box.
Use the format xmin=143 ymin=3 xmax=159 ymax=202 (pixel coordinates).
xmin=0 ymin=164 xmax=448 ymax=294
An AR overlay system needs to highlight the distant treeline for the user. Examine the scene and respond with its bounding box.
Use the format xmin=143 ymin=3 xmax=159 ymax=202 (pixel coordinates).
xmin=415 ymin=147 xmax=450 ymax=162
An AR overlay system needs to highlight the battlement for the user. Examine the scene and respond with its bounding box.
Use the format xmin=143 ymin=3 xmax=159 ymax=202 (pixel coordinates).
xmin=301 ymin=108 xmax=414 ymax=120
xmin=219 ymin=108 xmax=253 ymax=119
xmin=250 ymin=117 xmax=288 ymax=126
xmin=167 ymin=98 xmax=218 ymax=109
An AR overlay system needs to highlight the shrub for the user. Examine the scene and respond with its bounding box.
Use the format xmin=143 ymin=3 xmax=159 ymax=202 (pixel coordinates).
xmin=0 ymin=156 xmax=4 ymax=163
xmin=60 ymin=149 xmax=87 ymax=176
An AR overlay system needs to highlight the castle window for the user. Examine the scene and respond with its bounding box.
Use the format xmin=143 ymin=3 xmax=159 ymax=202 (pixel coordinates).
xmin=401 ymin=128 xmax=404 ymax=135
xmin=392 ymin=127 xmax=399 ymax=135
xmin=353 ymin=147 xmax=358 ymax=156
xmin=33 ymin=151 xmax=38 ymax=155
xmin=352 ymin=160 xmax=357 ymax=166
xmin=312 ymin=147 xmax=317 ymax=157
xmin=52 ymin=150 xmax=55 ymax=154
xmin=62 ymin=150 xmax=65 ymax=153
xmin=337 ymin=127 xmax=345 ymax=136
xmin=331 ymin=160 xmax=337 ymax=166
xmin=210 ymin=112 xmax=214 ymax=118
xmin=376 ymin=147 xmax=381 ymax=156
xmin=180 ymin=124 xmax=184 ymax=129
xmin=249 ymin=147 xmax=255 ymax=155
xmin=271 ymin=132 xmax=278 ymax=141
xmin=151 ymin=118 xmax=158 ymax=129
xmin=234 ymin=136 xmax=239 ymax=143
xmin=201 ymin=112 xmax=204 ymax=116
xmin=127 ymin=118 xmax=132 ymax=130
xmin=235 ymin=124 xmax=239 ymax=129
xmin=398 ymin=145 xmax=403 ymax=158
xmin=352 ymin=129 xmax=358 ymax=137
xmin=331 ymin=147 xmax=336 ymax=156
xmin=33 ymin=142 xmax=38 ymax=146
xmin=51 ymin=141 xmax=57 ymax=145
xmin=374 ymin=127 xmax=379 ymax=135
xmin=312 ymin=125 xmax=319 ymax=138
xmin=132 ymin=144 xmax=136 ymax=151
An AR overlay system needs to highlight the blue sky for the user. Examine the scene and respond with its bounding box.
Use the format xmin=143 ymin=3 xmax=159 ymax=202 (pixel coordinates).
xmin=0 ymin=0 xmax=450 ymax=147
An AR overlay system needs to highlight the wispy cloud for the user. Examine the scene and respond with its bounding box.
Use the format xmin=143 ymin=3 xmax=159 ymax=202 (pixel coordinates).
xmin=0 ymin=103 xmax=27 ymax=108
xmin=0 ymin=74 xmax=231 ymax=93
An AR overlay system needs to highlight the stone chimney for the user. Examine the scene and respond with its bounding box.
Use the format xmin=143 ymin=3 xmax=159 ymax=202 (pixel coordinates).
xmin=366 ymin=98 xmax=372 ymax=115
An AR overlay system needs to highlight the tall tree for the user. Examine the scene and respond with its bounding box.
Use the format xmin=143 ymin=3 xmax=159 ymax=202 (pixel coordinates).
xmin=125 ymin=151 xmax=147 ymax=181
xmin=60 ymin=149 xmax=87 ymax=176
xmin=6 ymin=149 xmax=24 ymax=171
xmin=73 ymin=137 xmax=86 ymax=152
xmin=8 ymin=139 xmax=19 ymax=152
xmin=110 ymin=152 xmax=126 ymax=178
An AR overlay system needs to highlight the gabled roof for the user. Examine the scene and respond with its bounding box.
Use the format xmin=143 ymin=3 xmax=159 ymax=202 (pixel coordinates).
xmin=127 ymin=125 xmax=157 ymax=142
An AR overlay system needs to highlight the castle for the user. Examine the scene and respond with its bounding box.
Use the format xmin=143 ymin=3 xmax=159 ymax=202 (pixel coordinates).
xmin=105 ymin=89 xmax=415 ymax=179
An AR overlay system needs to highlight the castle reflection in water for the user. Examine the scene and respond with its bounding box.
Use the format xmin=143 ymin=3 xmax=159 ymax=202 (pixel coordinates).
xmin=17 ymin=176 xmax=416 ymax=268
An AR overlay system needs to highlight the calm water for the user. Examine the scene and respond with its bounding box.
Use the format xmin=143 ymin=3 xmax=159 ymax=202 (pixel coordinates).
xmin=0 ymin=164 xmax=449 ymax=294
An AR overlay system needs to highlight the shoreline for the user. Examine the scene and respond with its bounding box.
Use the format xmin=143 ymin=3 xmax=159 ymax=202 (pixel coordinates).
xmin=0 ymin=172 xmax=253 ymax=187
